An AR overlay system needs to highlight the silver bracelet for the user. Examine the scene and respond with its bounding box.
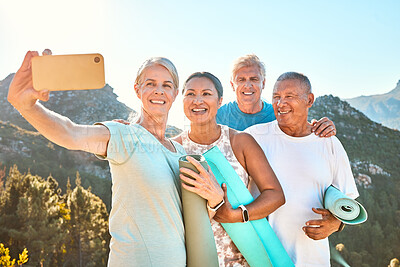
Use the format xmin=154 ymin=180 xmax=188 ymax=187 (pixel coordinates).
xmin=207 ymin=199 xmax=225 ymax=212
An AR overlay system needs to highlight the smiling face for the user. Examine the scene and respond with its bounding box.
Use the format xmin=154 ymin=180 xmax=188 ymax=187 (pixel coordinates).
xmin=231 ymin=65 xmax=265 ymax=111
xmin=134 ymin=64 xmax=178 ymax=118
xmin=183 ymin=77 xmax=222 ymax=125
xmin=272 ymin=79 xmax=314 ymax=130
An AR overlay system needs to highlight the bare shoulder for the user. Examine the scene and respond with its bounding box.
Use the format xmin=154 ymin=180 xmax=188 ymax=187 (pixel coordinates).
xmin=228 ymin=127 xmax=266 ymax=172
xmin=229 ymin=128 xmax=257 ymax=149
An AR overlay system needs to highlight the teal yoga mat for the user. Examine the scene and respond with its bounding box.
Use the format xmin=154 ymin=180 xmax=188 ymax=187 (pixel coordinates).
xmin=179 ymin=155 xmax=219 ymax=267
xmin=203 ymin=146 xmax=294 ymax=267
xmin=324 ymin=185 xmax=368 ymax=225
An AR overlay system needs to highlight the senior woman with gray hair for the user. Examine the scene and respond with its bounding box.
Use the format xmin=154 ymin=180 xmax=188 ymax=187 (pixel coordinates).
xmin=8 ymin=51 xmax=186 ymax=266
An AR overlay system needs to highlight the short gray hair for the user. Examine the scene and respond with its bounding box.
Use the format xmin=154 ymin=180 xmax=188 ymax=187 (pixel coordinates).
xmin=275 ymin=72 xmax=312 ymax=94
xmin=231 ymin=54 xmax=266 ymax=81
xmin=135 ymin=57 xmax=179 ymax=90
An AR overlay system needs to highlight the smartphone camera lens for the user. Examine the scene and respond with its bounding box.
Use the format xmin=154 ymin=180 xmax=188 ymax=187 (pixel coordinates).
xmin=94 ymin=57 xmax=101 ymax=63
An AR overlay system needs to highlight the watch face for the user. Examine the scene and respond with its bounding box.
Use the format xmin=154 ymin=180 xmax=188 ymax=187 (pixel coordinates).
xmin=240 ymin=205 xmax=249 ymax=222
xmin=243 ymin=209 xmax=249 ymax=222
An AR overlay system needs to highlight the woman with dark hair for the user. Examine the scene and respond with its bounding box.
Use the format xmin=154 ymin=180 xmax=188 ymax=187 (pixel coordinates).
xmin=173 ymin=72 xmax=285 ymax=266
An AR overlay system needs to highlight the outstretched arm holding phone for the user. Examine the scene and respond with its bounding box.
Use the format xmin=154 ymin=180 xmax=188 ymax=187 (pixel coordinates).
xmin=7 ymin=50 xmax=110 ymax=156
xmin=9 ymin=51 xmax=189 ymax=266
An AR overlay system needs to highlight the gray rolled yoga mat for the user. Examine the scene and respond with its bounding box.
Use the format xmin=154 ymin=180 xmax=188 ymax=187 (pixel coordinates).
xmin=179 ymin=155 xmax=219 ymax=267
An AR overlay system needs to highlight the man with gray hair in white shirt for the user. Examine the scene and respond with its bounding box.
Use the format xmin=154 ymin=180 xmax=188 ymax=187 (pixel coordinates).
xmin=246 ymin=72 xmax=358 ymax=267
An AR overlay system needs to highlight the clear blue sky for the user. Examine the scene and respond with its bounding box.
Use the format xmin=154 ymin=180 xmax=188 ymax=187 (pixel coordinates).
xmin=1 ymin=0 xmax=399 ymax=128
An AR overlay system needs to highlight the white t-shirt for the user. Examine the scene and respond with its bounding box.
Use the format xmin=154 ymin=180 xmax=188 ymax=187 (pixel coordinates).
xmin=246 ymin=120 xmax=358 ymax=267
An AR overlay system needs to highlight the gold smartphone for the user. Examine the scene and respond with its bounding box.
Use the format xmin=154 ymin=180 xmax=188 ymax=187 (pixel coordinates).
xmin=32 ymin=53 xmax=105 ymax=91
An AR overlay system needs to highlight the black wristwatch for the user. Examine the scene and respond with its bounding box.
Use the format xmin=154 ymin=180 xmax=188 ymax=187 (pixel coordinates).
xmin=337 ymin=222 xmax=345 ymax=232
xmin=238 ymin=205 xmax=249 ymax=223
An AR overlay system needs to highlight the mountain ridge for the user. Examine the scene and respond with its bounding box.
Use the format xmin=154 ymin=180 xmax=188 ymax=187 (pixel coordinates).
xmin=345 ymin=80 xmax=400 ymax=130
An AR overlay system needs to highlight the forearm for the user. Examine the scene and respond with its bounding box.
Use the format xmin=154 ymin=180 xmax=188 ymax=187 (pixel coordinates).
xmin=17 ymin=102 xmax=108 ymax=154
xmin=18 ymin=103 xmax=77 ymax=147
xmin=216 ymin=189 xmax=285 ymax=223
xmin=246 ymin=189 xmax=285 ymax=220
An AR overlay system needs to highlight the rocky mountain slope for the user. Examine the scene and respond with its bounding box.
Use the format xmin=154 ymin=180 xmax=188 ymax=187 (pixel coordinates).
xmin=345 ymin=80 xmax=400 ymax=130
xmin=0 ymin=74 xmax=181 ymax=208
xmin=310 ymin=95 xmax=400 ymax=177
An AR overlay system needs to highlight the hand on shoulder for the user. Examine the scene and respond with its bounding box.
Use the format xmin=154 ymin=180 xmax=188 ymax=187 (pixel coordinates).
xmin=310 ymin=117 xmax=336 ymax=138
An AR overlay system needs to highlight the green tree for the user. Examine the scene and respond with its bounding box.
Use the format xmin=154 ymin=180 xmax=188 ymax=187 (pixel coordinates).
xmin=62 ymin=173 xmax=110 ymax=267
xmin=0 ymin=166 xmax=66 ymax=266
